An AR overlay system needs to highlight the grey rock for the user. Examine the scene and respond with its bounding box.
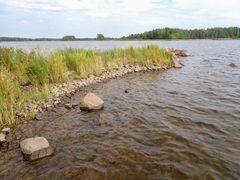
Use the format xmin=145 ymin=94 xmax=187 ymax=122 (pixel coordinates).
xmin=20 ymin=137 xmax=54 ymax=161
xmin=80 ymin=93 xmax=104 ymax=111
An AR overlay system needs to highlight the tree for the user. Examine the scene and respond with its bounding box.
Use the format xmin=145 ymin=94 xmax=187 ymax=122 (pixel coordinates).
xmin=62 ymin=35 xmax=76 ymax=41
xmin=97 ymin=34 xmax=105 ymax=40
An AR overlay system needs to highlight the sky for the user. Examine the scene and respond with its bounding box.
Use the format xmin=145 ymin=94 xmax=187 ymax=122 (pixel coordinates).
xmin=0 ymin=0 xmax=240 ymax=38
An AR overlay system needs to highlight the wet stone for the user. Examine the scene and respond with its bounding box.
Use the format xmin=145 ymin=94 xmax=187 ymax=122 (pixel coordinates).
xmin=20 ymin=137 xmax=54 ymax=161
xmin=80 ymin=93 xmax=104 ymax=111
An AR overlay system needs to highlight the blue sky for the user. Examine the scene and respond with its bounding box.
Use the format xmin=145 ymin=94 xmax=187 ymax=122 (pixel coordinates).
xmin=0 ymin=0 xmax=240 ymax=38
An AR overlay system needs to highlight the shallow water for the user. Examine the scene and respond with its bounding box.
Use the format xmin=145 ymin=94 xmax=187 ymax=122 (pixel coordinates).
xmin=0 ymin=40 xmax=240 ymax=179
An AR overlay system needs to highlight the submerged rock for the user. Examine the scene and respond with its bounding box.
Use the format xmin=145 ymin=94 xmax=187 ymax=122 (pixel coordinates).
xmin=229 ymin=63 xmax=237 ymax=68
xmin=80 ymin=93 xmax=104 ymax=111
xmin=173 ymin=49 xmax=191 ymax=57
xmin=0 ymin=133 xmax=7 ymax=144
xmin=20 ymin=137 xmax=54 ymax=161
xmin=95 ymin=114 xmax=108 ymax=126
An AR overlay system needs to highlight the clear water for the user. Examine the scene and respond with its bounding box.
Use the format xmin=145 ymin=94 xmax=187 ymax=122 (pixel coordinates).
xmin=0 ymin=40 xmax=239 ymax=179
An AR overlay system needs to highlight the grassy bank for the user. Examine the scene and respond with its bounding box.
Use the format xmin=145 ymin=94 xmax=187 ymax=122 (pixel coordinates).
xmin=0 ymin=45 xmax=173 ymax=128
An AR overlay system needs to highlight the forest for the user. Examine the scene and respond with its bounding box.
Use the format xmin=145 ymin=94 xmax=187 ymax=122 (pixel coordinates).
xmin=121 ymin=27 xmax=240 ymax=40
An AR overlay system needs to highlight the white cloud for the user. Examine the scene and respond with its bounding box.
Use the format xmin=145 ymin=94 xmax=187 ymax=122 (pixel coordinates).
xmin=1 ymin=0 xmax=162 ymax=17
xmin=0 ymin=0 xmax=239 ymax=37
xmin=172 ymin=0 xmax=240 ymax=19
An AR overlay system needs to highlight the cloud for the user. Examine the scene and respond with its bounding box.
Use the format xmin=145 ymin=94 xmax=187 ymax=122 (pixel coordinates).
xmin=0 ymin=0 xmax=239 ymax=37
xmin=0 ymin=0 xmax=162 ymax=17
xmin=172 ymin=0 xmax=240 ymax=19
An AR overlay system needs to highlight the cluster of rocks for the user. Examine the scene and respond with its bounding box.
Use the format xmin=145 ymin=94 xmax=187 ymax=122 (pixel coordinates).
xmin=165 ymin=48 xmax=191 ymax=68
xmin=166 ymin=48 xmax=191 ymax=57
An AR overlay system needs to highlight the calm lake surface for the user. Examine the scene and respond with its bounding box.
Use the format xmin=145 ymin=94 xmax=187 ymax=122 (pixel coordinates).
xmin=0 ymin=40 xmax=239 ymax=179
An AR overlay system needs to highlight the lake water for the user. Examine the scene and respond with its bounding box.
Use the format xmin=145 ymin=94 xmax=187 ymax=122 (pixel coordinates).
xmin=0 ymin=40 xmax=240 ymax=179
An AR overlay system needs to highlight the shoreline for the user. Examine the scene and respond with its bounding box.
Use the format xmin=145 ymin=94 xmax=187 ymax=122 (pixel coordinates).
xmin=17 ymin=65 xmax=169 ymax=120
xmin=17 ymin=48 xmax=190 ymax=123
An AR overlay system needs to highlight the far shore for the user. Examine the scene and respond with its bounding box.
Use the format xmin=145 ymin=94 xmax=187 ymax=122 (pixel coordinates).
xmin=1 ymin=38 xmax=240 ymax=43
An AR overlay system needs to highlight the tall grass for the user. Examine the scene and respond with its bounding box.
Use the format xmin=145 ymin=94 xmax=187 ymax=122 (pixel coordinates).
xmin=26 ymin=51 xmax=49 ymax=86
xmin=48 ymin=51 xmax=68 ymax=83
xmin=58 ymin=49 xmax=104 ymax=78
xmin=0 ymin=68 xmax=20 ymax=126
xmin=0 ymin=45 xmax=173 ymax=127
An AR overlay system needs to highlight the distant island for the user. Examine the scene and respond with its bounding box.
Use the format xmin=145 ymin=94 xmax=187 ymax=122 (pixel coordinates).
xmin=1 ymin=27 xmax=240 ymax=41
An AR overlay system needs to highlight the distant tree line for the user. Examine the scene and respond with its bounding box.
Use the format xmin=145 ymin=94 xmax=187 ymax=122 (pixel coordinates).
xmin=122 ymin=27 xmax=240 ymax=40
xmin=0 ymin=34 xmax=115 ymax=41
xmin=1 ymin=27 xmax=240 ymax=41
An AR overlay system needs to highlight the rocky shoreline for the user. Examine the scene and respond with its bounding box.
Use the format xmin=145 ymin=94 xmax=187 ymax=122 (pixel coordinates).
xmin=0 ymin=48 xmax=190 ymax=160
xmin=15 ymin=48 xmax=190 ymax=122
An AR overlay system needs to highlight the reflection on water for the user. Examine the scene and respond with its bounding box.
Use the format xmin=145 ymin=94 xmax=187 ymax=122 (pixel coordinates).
xmin=0 ymin=40 xmax=240 ymax=179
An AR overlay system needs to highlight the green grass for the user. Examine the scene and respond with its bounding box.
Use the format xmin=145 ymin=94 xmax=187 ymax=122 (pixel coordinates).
xmin=0 ymin=68 xmax=20 ymax=126
xmin=0 ymin=45 xmax=173 ymax=127
xmin=48 ymin=51 xmax=68 ymax=83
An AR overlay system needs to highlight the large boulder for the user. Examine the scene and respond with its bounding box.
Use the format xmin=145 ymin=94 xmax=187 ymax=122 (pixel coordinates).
xmin=20 ymin=137 xmax=54 ymax=161
xmin=80 ymin=93 xmax=104 ymax=111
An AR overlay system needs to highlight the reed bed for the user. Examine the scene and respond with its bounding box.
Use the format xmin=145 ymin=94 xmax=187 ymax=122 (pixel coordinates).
xmin=0 ymin=45 xmax=173 ymax=127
